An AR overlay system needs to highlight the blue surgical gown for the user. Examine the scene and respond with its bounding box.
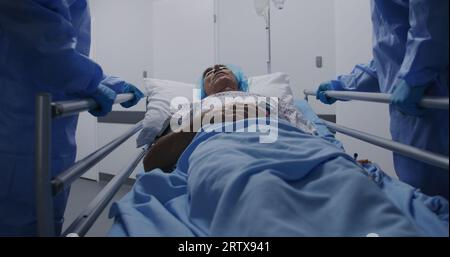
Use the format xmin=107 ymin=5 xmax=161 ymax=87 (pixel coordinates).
xmin=0 ymin=0 xmax=124 ymax=236
xmin=333 ymin=0 xmax=449 ymax=199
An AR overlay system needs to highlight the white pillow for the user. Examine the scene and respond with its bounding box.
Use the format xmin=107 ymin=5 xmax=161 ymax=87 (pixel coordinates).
xmin=136 ymin=73 xmax=295 ymax=147
xmin=248 ymin=72 xmax=295 ymax=104
xmin=136 ymin=78 xmax=195 ymax=147
xmin=250 ymin=73 xmax=315 ymax=134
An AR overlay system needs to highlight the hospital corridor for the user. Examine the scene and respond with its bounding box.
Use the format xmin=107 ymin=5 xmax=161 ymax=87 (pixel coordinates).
xmin=0 ymin=0 xmax=448 ymax=241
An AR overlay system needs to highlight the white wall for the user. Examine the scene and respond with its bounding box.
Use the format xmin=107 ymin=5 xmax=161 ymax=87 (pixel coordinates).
xmin=90 ymin=0 xmax=152 ymax=112
xmin=334 ymin=0 xmax=396 ymax=177
xmin=96 ymin=123 xmax=143 ymax=178
xmin=79 ymin=0 xmax=154 ymax=179
xmin=75 ymin=113 xmax=98 ymax=180
xmin=152 ymin=0 xmax=215 ymax=84
xmin=217 ymin=0 xmax=336 ymax=115
xmin=216 ymin=0 xmax=267 ymax=76
xmin=272 ymin=0 xmax=336 ymax=115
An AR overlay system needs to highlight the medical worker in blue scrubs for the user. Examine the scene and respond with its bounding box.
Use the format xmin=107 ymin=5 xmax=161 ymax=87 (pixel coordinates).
xmin=0 ymin=0 xmax=144 ymax=236
xmin=316 ymin=0 xmax=449 ymax=199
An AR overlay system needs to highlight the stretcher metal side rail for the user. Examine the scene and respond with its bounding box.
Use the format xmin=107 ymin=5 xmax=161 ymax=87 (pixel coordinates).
xmin=35 ymin=93 xmax=148 ymax=237
xmin=304 ymin=90 xmax=449 ymax=170
xmin=304 ymin=90 xmax=449 ymax=110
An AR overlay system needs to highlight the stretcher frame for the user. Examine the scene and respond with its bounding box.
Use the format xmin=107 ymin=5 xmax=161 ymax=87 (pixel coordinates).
xmin=34 ymin=90 xmax=449 ymax=237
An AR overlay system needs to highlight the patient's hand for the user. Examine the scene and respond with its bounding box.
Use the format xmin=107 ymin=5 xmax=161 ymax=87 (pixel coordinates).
xmin=143 ymin=131 xmax=197 ymax=173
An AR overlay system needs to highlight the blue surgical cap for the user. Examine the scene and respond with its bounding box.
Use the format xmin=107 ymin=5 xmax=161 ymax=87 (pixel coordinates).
xmin=199 ymin=64 xmax=249 ymax=99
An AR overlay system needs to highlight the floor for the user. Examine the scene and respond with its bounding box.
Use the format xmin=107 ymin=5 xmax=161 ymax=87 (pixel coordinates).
xmin=63 ymin=178 xmax=132 ymax=237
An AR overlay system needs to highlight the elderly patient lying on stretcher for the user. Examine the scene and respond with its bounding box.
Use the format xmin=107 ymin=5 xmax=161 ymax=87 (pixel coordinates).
xmin=143 ymin=64 xmax=315 ymax=172
xmin=116 ymin=65 xmax=448 ymax=237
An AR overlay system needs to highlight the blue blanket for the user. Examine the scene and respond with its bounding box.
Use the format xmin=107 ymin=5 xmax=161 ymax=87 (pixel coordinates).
xmin=108 ymin=117 xmax=446 ymax=237
xmin=296 ymin=100 xmax=449 ymax=236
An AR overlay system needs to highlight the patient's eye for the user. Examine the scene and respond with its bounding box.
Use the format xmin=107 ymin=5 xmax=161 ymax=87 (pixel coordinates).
xmin=203 ymin=68 xmax=213 ymax=79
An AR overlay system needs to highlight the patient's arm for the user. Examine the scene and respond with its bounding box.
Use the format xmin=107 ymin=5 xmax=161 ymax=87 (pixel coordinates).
xmin=143 ymin=131 xmax=197 ymax=172
xmin=144 ymin=109 xmax=201 ymax=173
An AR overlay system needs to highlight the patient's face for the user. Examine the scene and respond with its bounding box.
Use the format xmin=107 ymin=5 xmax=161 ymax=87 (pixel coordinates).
xmin=203 ymin=65 xmax=239 ymax=96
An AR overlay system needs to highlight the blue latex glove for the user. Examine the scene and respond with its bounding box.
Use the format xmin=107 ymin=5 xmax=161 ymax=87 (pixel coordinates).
xmin=121 ymin=84 xmax=145 ymax=108
xmin=316 ymin=82 xmax=338 ymax=105
xmin=391 ymin=80 xmax=428 ymax=116
xmin=89 ymin=84 xmax=117 ymax=117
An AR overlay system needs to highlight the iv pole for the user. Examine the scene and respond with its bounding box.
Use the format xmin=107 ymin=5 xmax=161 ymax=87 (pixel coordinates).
xmin=255 ymin=0 xmax=286 ymax=74
xmin=266 ymin=4 xmax=272 ymax=74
